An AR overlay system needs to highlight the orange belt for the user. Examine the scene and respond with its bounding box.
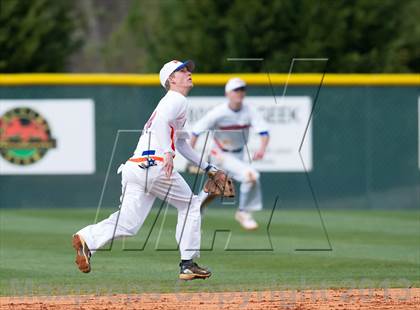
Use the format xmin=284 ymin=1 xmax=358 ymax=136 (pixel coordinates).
xmin=128 ymin=156 xmax=164 ymax=163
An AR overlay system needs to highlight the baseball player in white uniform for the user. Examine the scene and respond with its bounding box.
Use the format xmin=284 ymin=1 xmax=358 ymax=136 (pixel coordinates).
xmin=72 ymin=60 xmax=218 ymax=280
xmin=190 ymin=78 xmax=270 ymax=230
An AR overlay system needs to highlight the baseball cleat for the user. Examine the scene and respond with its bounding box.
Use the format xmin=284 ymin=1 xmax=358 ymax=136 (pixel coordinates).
xmin=179 ymin=262 xmax=212 ymax=280
xmin=235 ymin=210 xmax=258 ymax=230
xmin=72 ymin=234 xmax=91 ymax=273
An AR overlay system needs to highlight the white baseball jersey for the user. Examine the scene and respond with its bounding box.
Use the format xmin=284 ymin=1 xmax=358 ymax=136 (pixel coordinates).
xmin=132 ymin=90 xmax=208 ymax=170
xmin=192 ymin=102 xmax=269 ymax=151
xmin=134 ymin=90 xmax=188 ymax=157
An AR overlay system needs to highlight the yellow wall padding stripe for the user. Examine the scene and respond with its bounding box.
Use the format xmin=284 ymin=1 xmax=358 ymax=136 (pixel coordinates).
xmin=0 ymin=73 xmax=419 ymax=86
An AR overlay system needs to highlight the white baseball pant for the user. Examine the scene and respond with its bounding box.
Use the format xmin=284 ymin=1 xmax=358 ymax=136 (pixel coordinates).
xmin=210 ymin=149 xmax=262 ymax=211
xmin=77 ymin=161 xmax=204 ymax=260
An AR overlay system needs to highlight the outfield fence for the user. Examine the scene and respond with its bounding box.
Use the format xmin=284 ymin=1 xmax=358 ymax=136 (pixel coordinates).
xmin=0 ymin=74 xmax=419 ymax=209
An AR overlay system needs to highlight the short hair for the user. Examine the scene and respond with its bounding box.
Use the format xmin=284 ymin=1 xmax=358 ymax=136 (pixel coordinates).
xmin=165 ymin=72 xmax=175 ymax=91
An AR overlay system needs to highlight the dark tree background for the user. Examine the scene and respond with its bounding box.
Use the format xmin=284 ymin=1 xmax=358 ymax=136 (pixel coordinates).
xmin=0 ymin=0 xmax=82 ymax=72
xmin=1 ymin=0 xmax=419 ymax=73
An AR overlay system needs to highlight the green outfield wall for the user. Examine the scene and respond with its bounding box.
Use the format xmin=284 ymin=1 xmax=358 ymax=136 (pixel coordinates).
xmin=0 ymin=74 xmax=419 ymax=209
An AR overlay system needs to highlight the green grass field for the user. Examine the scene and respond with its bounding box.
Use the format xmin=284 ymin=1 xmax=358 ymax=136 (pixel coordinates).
xmin=0 ymin=207 xmax=418 ymax=296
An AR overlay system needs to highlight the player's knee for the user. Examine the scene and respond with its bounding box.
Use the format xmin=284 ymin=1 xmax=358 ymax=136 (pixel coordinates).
xmin=177 ymin=196 xmax=201 ymax=219
xmin=124 ymin=221 xmax=141 ymax=235
xmin=189 ymin=196 xmax=202 ymax=217
xmin=243 ymin=169 xmax=259 ymax=183
xmin=111 ymin=209 xmax=141 ymax=236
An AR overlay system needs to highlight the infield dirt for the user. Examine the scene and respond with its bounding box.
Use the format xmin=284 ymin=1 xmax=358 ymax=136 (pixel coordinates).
xmin=1 ymin=288 xmax=419 ymax=309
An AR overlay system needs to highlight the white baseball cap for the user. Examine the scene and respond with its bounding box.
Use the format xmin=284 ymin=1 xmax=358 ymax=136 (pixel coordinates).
xmin=159 ymin=60 xmax=195 ymax=88
xmin=225 ymin=77 xmax=247 ymax=93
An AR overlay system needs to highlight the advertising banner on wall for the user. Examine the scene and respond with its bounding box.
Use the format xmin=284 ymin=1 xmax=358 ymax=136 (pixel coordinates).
xmin=174 ymin=96 xmax=312 ymax=172
xmin=0 ymin=99 xmax=95 ymax=174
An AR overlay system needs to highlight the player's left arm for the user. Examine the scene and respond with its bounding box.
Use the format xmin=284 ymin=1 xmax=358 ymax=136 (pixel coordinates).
xmin=253 ymin=132 xmax=270 ymax=160
xmin=175 ymin=136 xmax=211 ymax=171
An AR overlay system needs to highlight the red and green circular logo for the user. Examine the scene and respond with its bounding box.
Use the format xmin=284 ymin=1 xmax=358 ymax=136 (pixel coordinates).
xmin=0 ymin=107 xmax=56 ymax=165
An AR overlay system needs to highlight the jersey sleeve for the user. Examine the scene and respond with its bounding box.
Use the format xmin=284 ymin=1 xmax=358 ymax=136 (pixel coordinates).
xmin=175 ymin=138 xmax=209 ymax=170
xmin=191 ymin=106 xmax=220 ymax=136
xmin=249 ymin=104 xmax=269 ymax=135
xmin=149 ymin=116 xmax=173 ymax=154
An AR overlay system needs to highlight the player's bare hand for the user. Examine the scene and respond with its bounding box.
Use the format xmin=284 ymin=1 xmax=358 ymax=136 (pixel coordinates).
xmin=163 ymin=152 xmax=174 ymax=178
xmin=253 ymin=149 xmax=265 ymax=161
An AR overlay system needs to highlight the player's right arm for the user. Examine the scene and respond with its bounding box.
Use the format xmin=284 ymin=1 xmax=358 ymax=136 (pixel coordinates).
xmin=148 ymin=117 xmax=173 ymax=154
xmin=163 ymin=152 xmax=174 ymax=177
xmin=147 ymin=99 xmax=183 ymax=177
xmin=148 ymin=115 xmax=174 ymax=177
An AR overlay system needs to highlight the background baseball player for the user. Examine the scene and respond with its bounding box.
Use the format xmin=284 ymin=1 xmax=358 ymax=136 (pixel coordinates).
xmin=72 ymin=60 xmax=220 ymax=280
xmin=190 ymin=78 xmax=270 ymax=230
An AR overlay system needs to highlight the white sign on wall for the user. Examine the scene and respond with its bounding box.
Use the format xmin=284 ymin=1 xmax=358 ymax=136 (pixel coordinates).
xmin=0 ymin=99 xmax=95 ymax=174
xmin=174 ymin=96 xmax=312 ymax=172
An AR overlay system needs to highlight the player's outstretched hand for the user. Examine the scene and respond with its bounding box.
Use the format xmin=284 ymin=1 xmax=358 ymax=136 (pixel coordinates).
xmin=163 ymin=152 xmax=174 ymax=178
